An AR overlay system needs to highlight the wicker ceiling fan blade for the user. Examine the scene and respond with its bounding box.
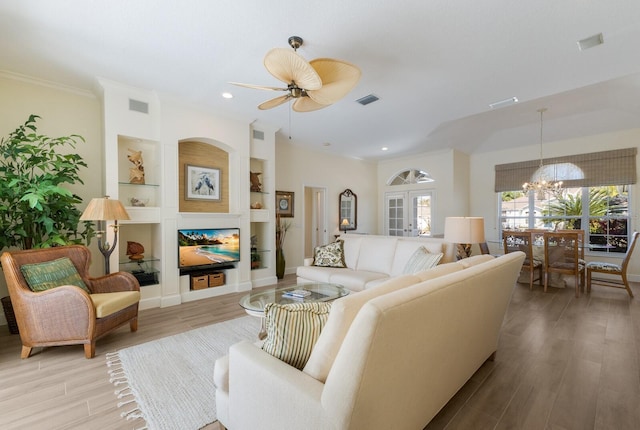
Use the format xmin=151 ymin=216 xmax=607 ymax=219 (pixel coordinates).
xmin=292 ymin=97 xmax=330 ymax=112
xmin=258 ymin=94 xmax=291 ymax=110
xmin=264 ymin=48 xmax=322 ymax=90
xmin=307 ymin=58 xmax=361 ymax=105
xmin=229 ymin=82 xmax=288 ymax=91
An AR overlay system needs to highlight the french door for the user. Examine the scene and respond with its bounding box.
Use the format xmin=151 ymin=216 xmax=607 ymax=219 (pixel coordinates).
xmin=385 ymin=190 xmax=433 ymax=237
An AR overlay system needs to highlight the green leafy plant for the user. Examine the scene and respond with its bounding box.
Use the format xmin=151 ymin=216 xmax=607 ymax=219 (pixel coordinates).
xmin=0 ymin=115 xmax=95 ymax=249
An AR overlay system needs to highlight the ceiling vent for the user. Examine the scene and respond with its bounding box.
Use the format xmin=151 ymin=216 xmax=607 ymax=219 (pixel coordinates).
xmin=129 ymin=98 xmax=149 ymax=114
xmin=356 ymin=94 xmax=379 ymax=106
xmin=577 ymin=33 xmax=604 ymax=51
xmin=252 ymin=130 xmax=264 ymax=140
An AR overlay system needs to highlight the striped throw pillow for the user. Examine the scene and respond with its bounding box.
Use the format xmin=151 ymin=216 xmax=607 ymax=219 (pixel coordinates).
xmin=403 ymin=246 xmax=443 ymax=274
xmin=20 ymin=257 xmax=90 ymax=293
xmin=261 ymin=302 xmax=332 ymax=369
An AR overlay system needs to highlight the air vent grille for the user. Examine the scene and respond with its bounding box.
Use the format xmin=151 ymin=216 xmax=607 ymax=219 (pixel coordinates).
xmin=129 ymin=98 xmax=149 ymax=114
xmin=356 ymin=94 xmax=379 ymax=106
xmin=252 ymin=130 xmax=264 ymax=140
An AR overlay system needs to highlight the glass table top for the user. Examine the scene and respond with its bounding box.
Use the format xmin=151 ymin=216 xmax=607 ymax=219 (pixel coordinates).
xmin=239 ymin=282 xmax=349 ymax=316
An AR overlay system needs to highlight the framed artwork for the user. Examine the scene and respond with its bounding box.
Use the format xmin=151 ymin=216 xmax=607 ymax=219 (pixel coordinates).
xmin=276 ymin=191 xmax=294 ymax=217
xmin=185 ymin=165 xmax=221 ymax=201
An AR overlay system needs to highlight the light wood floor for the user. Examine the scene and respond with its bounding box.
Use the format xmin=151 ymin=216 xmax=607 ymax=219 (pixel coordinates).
xmin=1 ymin=275 xmax=639 ymax=430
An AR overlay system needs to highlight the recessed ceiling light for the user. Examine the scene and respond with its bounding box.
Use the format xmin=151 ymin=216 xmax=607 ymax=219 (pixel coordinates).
xmin=381 ymin=147 xmax=389 ymax=151
xmin=577 ymin=33 xmax=604 ymax=51
xmin=489 ymin=97 xmax=518 ymax=109
xmin=222 ymin=92 xmax=233 ymax=99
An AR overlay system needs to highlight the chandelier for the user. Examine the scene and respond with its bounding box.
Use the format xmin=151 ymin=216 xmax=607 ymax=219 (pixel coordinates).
xmin=522 ymin=108 xmax=563 ymax=198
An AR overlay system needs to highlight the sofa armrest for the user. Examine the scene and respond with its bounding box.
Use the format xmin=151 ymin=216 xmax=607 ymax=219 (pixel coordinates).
xmin=304 ymin=257 xmax=314 ymax=266
xmin=226 ymin=341 xmax=334 ymax=430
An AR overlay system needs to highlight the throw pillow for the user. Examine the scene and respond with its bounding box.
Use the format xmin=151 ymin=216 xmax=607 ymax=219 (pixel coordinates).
xmin=313 ymin=240 xmax=346 ymax=268
xmin=262 ymin=302 xmax=332 ymax=369
xmin=402 ymin=246 xmax=443 ymax=274
xmin=21 ymin=257 xmax=90 ymax=293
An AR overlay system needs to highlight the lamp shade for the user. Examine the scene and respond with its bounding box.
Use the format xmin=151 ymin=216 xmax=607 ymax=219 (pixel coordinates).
xmin=444 ymin=217 xmax=485 ymax=244
xmin=341 ymin=218 xmax=350 ymax=226
xmin=80 ymin=196 xmax=130 ymax=221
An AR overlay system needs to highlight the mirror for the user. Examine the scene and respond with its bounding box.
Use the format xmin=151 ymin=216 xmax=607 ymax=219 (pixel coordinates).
xmin=339 ymin=189 xmax=357 ymax=232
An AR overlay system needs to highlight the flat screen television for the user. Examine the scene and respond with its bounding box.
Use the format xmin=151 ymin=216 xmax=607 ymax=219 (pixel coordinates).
xmin=178 ymin=228 xmax=240 ymax=273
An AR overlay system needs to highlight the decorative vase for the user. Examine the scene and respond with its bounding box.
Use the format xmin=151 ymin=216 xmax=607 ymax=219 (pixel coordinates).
xmin=276 ymin=248 xmax=285 ymax=279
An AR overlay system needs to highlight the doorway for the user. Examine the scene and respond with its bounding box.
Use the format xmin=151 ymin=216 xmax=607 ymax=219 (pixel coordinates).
xmin=304 ymin=186 xmax=328 ymax=258
xmin=384 ymin=190 xmax=433 ymax=237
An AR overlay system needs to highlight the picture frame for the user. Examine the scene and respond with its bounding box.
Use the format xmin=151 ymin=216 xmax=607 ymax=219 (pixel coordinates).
xmin=275 ymin=191 xmax=294 ymax=217
xmin=185 ymin=165 xmax=221 ymax=201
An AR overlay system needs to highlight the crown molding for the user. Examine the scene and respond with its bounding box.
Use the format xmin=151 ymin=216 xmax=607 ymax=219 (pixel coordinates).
xmin=0 ymin=70 xmax=96 ymax=98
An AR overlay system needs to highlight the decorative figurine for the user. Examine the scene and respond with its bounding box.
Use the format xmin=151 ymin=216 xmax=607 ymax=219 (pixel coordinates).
xmin=250 ymin=171 xmax=262 ymax=192
xmin=130 ymin=197 xmax=147 ymax=207
xmin=126 ymin=241 xmax=145 ymax=261
xmin=128 ymin=149 xmax=145 ymax=184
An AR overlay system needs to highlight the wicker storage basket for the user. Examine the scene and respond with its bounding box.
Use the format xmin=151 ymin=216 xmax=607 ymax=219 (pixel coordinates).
xmin=1 ymin=296 xmax=19 ymax=334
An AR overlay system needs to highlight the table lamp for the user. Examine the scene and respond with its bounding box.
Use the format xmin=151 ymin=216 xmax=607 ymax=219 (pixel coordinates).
xmin=444 ymin=217 xmax=485 ymax=260
xmin=341 ymin=218 xmax=350 ymax=234
xmin=80 ymin=196 xmax=130 ymax=274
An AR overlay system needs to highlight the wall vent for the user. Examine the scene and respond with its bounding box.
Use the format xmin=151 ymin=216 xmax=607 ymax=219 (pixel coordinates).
xmin=356 ymin=94 xmax=379 ymax=106
xmin=252 ymin=130 xmax=265 ymax=140
xmin=129 ymin=98 xmax=149 ymax=114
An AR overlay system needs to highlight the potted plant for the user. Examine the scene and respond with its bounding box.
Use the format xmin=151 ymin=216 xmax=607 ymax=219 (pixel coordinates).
xmin=0 ymin=115 xmax=94 ymax=249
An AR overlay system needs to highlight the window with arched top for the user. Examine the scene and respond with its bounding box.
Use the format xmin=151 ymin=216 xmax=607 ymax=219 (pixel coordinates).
xmin=387 ymin=169 xmax=434 ymax=186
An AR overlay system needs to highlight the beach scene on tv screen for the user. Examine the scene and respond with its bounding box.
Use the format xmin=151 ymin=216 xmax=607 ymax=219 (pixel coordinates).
xmin=178 ymin=229 xmax=240 ymax=267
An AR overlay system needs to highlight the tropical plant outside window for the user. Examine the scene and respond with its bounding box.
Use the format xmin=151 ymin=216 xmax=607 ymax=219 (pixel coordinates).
xmin=500 ymin=185 xmax=629 ymax=253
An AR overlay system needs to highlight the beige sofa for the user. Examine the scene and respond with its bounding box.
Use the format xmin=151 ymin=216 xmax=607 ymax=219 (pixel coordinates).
xmin=296 ymin=234 xmax=456 ymax=291
xmin=215 ymin=251 xmax=525 ymax=430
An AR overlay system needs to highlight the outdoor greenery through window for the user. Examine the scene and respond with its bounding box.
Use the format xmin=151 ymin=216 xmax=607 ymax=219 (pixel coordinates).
xmin=500 ymin=185 xmax=630 ymax=253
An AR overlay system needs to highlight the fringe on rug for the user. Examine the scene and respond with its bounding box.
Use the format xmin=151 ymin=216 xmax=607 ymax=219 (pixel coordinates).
xmin=106 ymin=351 xmax=149 ymax=430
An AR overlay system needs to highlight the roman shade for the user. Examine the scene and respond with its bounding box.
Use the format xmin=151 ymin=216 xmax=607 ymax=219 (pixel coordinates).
xmin=494 ymin=148 xmax=637 ymax=192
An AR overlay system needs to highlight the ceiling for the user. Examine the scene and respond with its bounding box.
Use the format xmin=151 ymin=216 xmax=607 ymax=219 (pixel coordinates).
xmin=2 ymin=1 xmax=640 ymax=161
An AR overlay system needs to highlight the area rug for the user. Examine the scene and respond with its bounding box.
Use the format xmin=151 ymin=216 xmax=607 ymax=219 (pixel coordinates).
xmin=106 ymin=316 xmax=260 ymax=430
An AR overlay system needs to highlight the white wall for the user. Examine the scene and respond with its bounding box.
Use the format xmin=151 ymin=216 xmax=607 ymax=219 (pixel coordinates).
xmin=275 ymin=137 xmax=378 ymax=273
xmin=376 ymin=149 xmax=470 ymax=235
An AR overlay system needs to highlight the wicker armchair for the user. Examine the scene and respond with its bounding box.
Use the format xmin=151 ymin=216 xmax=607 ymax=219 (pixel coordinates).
xmin=1 ymin=245 xmax=140 ymax=359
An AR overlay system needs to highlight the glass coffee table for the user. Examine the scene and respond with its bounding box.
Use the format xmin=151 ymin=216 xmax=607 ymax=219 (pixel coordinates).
xmin=239 ymin=282 xmax=349 ymax=338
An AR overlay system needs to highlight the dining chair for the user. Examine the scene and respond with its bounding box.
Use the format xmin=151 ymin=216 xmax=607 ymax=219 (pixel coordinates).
xmin=556 ymin=229 xmax=586 ymax=264
xmin=586 ymin=231 xmax=639 ymax=298
xmin=543 ymin=231 xmax=585 ymax=297
xmin=503 ymin=231 xmax=542 ymax=289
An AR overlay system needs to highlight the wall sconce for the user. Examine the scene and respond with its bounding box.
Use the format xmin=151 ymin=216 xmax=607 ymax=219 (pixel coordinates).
xmin=341 ymin=218 xmax=350 ymax=234
xmin=444 ymin=217 xmax=485 ymax=259
xmin=80 ymin=196 xmax=130 ymax=274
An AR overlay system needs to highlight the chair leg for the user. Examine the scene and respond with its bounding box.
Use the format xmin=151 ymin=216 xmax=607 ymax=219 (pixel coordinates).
xmin=622 ymin=273 xmax=634 ymax=298
xmin=544 ymin=272 xmax=548 ymax=293
xmin=84 ymin=342 xmax=96 ymax=359
xmin=575 ymin=275 xmax=580 ymax=298
xmin=130 ymin=318 xmax=138 ymax=332
xmin=538 ymin=266 xmax=543 ymax=286
xmin=529 ymin=269 xmax=534 ymax=290
xmin=21 ymin=345 xmax=32 ymax=359
xmin=586 ymin=269 xmax=592 ymax=293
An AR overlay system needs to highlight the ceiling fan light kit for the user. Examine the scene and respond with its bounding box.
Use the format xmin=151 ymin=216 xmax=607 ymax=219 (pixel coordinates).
xmin=231 ymin=36 xmax=361 ymax=112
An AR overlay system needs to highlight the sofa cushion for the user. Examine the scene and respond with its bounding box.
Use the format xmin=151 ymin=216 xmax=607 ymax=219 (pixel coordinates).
xmin=313 ymin=240 xmax=346 ymax=268
xmin=20 ymin=257 xmax=90 ymax=293
xmin=355 ymin=236 xmax=397 ymax=274
xmin=297 ymin=265 xmax=347 ymax=283
xmin=340 ymin=236 xmax=362 ymax=269
xmin=414 ymin=260 xmax=464 ymax=281
xmin=262 ymin=302 xmax=332 ymax=370
xmin=390 ymin=240 xmax=445 ymax=276
xmin=303 ymin=273 xmax=421 ymax=383
xmin=90 ymin=291 xmax=141 ymax=318
xmin=456 ymin=254 xmax=495 ymax=268
xmin=403 ymin=246 xmax=443 ymax=274
xmin=328 ymin=270 xmax=389 ymax=292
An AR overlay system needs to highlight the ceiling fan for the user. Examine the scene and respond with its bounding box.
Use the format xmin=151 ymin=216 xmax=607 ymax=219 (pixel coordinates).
xmin=230 ymin=36 xmax=361 ymax=112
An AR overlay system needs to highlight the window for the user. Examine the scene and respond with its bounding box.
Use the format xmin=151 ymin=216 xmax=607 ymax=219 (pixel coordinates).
xmin=500 ymin=185 xmax=630 ymax=253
